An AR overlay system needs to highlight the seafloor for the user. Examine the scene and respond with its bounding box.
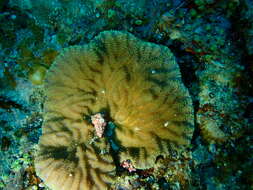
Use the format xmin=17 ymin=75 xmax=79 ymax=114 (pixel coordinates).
xmin=0 ymin=0 xmax=252 ymax=190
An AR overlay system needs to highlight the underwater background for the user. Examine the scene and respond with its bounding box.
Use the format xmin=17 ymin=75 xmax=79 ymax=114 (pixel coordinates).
xmin=0 ymin=0 xmax=252 ymax=189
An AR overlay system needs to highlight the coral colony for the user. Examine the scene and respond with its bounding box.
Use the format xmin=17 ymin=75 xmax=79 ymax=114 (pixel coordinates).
xmin=34 ymin=30 xmax=193 ymax=190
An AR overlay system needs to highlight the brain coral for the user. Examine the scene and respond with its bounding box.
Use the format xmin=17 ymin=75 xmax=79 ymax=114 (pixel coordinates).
xmin=35 ymin=30 xmax=194 ymax=190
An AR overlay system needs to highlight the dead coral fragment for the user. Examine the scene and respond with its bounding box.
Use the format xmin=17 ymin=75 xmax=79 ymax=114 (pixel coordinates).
xmin=121 ymin=160 xmax=136 ymax=172
xmin=91 ymin=113 xmax=107 ymax=138
xmin=35 ymin=30 xmax=194 ymax=190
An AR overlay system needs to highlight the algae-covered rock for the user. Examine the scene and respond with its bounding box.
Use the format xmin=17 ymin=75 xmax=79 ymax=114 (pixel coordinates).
xmin=28 ymin=66 xmax=47 ymax=85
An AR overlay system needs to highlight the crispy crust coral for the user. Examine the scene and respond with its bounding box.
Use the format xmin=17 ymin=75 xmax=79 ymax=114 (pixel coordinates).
xmin=35 ymin=30 xmax=194 ymax=190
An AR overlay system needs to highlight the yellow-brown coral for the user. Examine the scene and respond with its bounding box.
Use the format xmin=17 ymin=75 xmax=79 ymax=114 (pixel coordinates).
xmin=35 ymin=30 xmax=194 ymax=190
xmin=198 ymin=115 xmax=227 ymax=143
xmin=36 ymin=134 xmax=115 ymax=190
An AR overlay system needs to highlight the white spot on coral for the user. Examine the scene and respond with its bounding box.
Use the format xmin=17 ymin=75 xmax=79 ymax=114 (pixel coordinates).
xmin=100 ymin=149 xmax=107 ymax=154
xmin=164 ymin=121 xmax=169 ymax=127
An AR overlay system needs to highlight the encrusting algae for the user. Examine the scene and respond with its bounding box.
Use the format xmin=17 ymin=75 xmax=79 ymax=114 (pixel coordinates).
xmin=35 ymin=30 xmax=194 ymax=190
